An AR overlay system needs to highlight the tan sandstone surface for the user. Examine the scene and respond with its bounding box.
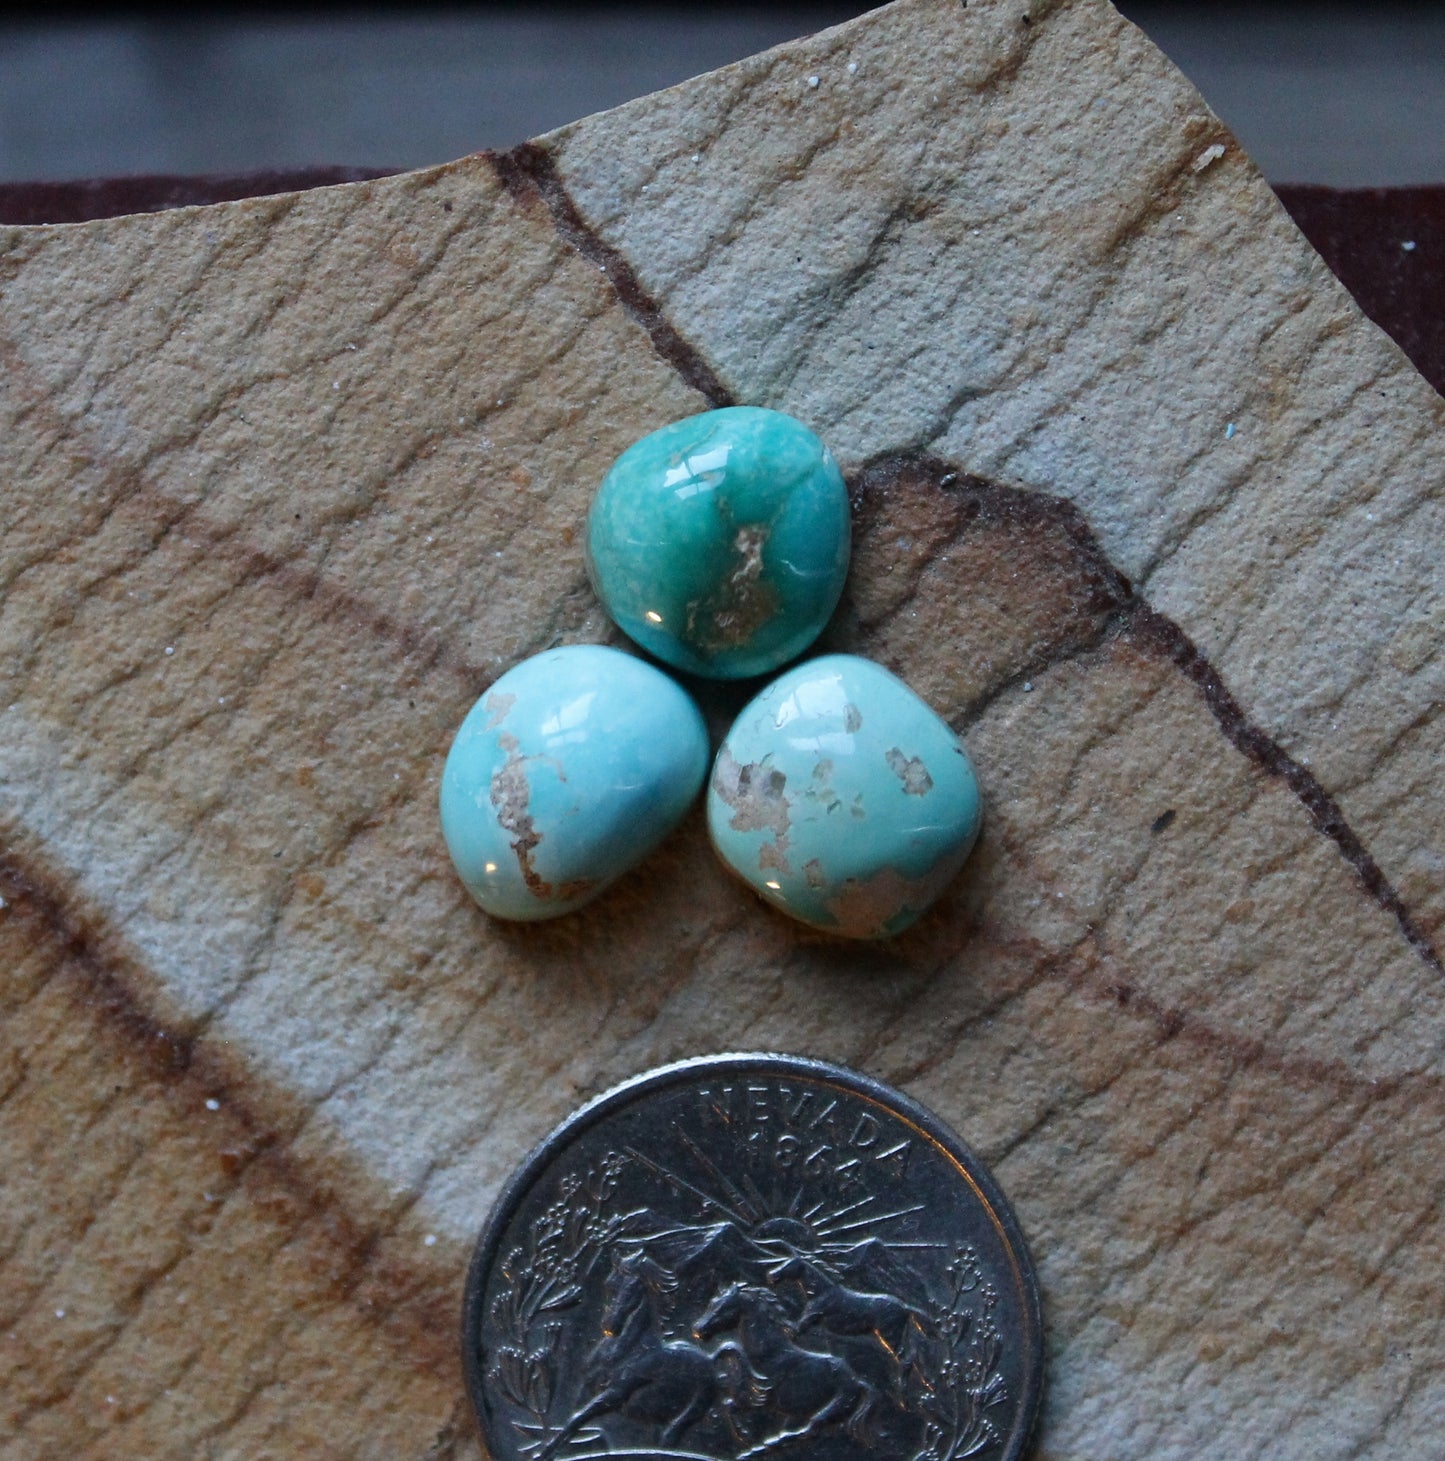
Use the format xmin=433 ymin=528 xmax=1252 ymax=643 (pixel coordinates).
xmin=1 ymin=0 xmax=1441 ymax=1456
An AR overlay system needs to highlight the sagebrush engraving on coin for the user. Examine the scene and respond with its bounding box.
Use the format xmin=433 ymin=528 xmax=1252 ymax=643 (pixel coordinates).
xmin=464 ymin=1056 xmax=1042 ymax=1461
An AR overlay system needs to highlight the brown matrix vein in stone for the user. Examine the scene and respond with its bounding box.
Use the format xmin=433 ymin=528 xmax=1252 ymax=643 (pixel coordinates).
xmin=492 ymin=142 xmax=736 ymax=410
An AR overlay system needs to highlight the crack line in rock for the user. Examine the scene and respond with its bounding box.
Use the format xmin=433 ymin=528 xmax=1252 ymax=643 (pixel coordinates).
xmin=1126 ymin=603 xmax=1444 ymax=976
xmin=902 ymin=457 xmax=1444 ymax=977
xmin=489 ymin=140 xmax=735 ymax=409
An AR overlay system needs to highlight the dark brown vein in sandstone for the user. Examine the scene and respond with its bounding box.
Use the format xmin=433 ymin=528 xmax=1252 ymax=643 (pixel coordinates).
xmin=845 ymin=469 xmax=1439 ymax=984
xmin=1128 ymin=602 xmax=1444 ymax=977
xmin=489 ymin=142 xmax=735 ymax=409
xmin=872 ymin=453 xmax=1442 ymax=977
xmin=0 ymin=845 xmax=457 ymax=1371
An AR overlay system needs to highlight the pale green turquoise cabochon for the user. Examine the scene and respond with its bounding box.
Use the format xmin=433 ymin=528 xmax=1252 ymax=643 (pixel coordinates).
xmin=441 ymin=645 xmax=709 ymax=921
xmin=586 ymin=406 xmax=851 ymax=679
xmin=708 ymin=654 xmax=983 ymax=939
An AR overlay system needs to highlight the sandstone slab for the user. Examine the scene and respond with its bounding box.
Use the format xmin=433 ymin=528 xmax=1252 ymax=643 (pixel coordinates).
xmin=1 ymin=2 xmax=1441 ymax=1457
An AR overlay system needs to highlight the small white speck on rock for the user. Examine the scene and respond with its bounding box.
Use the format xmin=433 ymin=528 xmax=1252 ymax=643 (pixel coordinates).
xmin=164 ymin=646 xmax=174 ymax=655
xmin=847 ymin=61 xmax=858 ymax=73
xmin=1402 ymin=240 xmax=1417 ymax=251
xmin=424 ymin=1233 xmax=438 ymax=1247
xmin=1225 ymin=422 xmax=1236 ymax=439
xmin=1023 ymin=682 xmax=1033 ymax=692
xmin=205 ymin=1098 xmax=220 ymax=1111
xmin=692 ymin=154 xmax=701 ymax=163
xmin=55 ymin=1309 xmax=65 ymax=1319
xmin=807 ymin=75 xmax=820 ymax=88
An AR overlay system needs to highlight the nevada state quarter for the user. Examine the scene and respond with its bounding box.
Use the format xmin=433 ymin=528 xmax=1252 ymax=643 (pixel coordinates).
xmin=462 ymin=1053 xmax=1043 ymax=1461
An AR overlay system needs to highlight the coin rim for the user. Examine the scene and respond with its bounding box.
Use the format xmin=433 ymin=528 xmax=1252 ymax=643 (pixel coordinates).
xmin=461 ymin=1051 xmax=1045 ymax=1461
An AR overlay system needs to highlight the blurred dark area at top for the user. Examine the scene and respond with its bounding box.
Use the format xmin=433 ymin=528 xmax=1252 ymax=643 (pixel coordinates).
xmin=0 ymin=3 xmax=1441 ymax=188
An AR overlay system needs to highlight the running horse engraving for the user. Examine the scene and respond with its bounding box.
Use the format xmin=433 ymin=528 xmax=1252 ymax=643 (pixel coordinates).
xmin=769 ymin=1252 xmax=927 ymax=1374
xmin=694 ymin=1281 xmax=881 ymax=1457
xmin=469 ymin=1061 xmax=1032 ymax=1461
xmin=537 ymin=1251 xmax=756 ymax=1459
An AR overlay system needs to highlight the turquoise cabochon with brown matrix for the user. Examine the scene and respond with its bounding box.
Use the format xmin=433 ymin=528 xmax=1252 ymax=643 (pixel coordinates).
xmin=441 ymin=645 xmax=710 ymax=921
xmin=708 ymin=655 xmax=983 ymax=938
xmin=586 ymin=407 xmax=851 ymax=679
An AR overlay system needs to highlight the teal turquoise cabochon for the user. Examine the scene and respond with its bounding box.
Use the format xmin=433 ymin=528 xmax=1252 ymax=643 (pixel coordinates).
xmin=707 ymin=654 xmax=983 ymax=939
xmin=440 ymin=645 xmax=710 ymax=921
xmin=585 ymin=406 xmax=851 ymax=679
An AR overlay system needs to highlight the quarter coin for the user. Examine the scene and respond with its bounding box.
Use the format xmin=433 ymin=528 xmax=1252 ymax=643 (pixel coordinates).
xmin=462 ymin=1053 xmax=1043 ymax=1461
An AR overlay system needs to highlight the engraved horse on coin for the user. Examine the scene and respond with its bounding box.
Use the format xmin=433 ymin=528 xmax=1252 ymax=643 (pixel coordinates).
xmin=694 ymin=1280 xmax=880 ymax=1456
xmin=767 ymin=1250 xmax=927 ymax=1379
xmin=537 ymin=1251 xmax=761 ymax=1459
xmin=465 ymin=1057 xmax=1039 ymax=1461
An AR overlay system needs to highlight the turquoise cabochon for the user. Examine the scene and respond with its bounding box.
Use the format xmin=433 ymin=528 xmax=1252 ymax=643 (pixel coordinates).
xmin=441 ymin=644 xmax=710 ymax=921
xmin=586 ymin=406 xmax=851 ymax=679
xmin=707 ymin=654 xmax=983 ymax=939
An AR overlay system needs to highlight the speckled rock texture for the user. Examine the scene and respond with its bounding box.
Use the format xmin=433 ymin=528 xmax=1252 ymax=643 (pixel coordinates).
xmin=0 ymin=2 xmax=1440 ymax=1457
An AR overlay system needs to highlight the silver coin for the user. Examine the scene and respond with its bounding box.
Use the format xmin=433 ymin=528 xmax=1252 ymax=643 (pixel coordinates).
xmin=462 ymin=1053 xmax=1043 ymax=1461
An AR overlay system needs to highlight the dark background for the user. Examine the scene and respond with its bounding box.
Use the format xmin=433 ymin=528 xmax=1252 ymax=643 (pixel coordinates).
xmin=1 ymin=3 xmax=1442 ymax=187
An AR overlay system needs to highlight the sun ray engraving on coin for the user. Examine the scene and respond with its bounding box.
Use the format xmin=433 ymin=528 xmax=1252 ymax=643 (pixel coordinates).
xmin=463 ymin=1054 xmax=1043 ymax=1461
